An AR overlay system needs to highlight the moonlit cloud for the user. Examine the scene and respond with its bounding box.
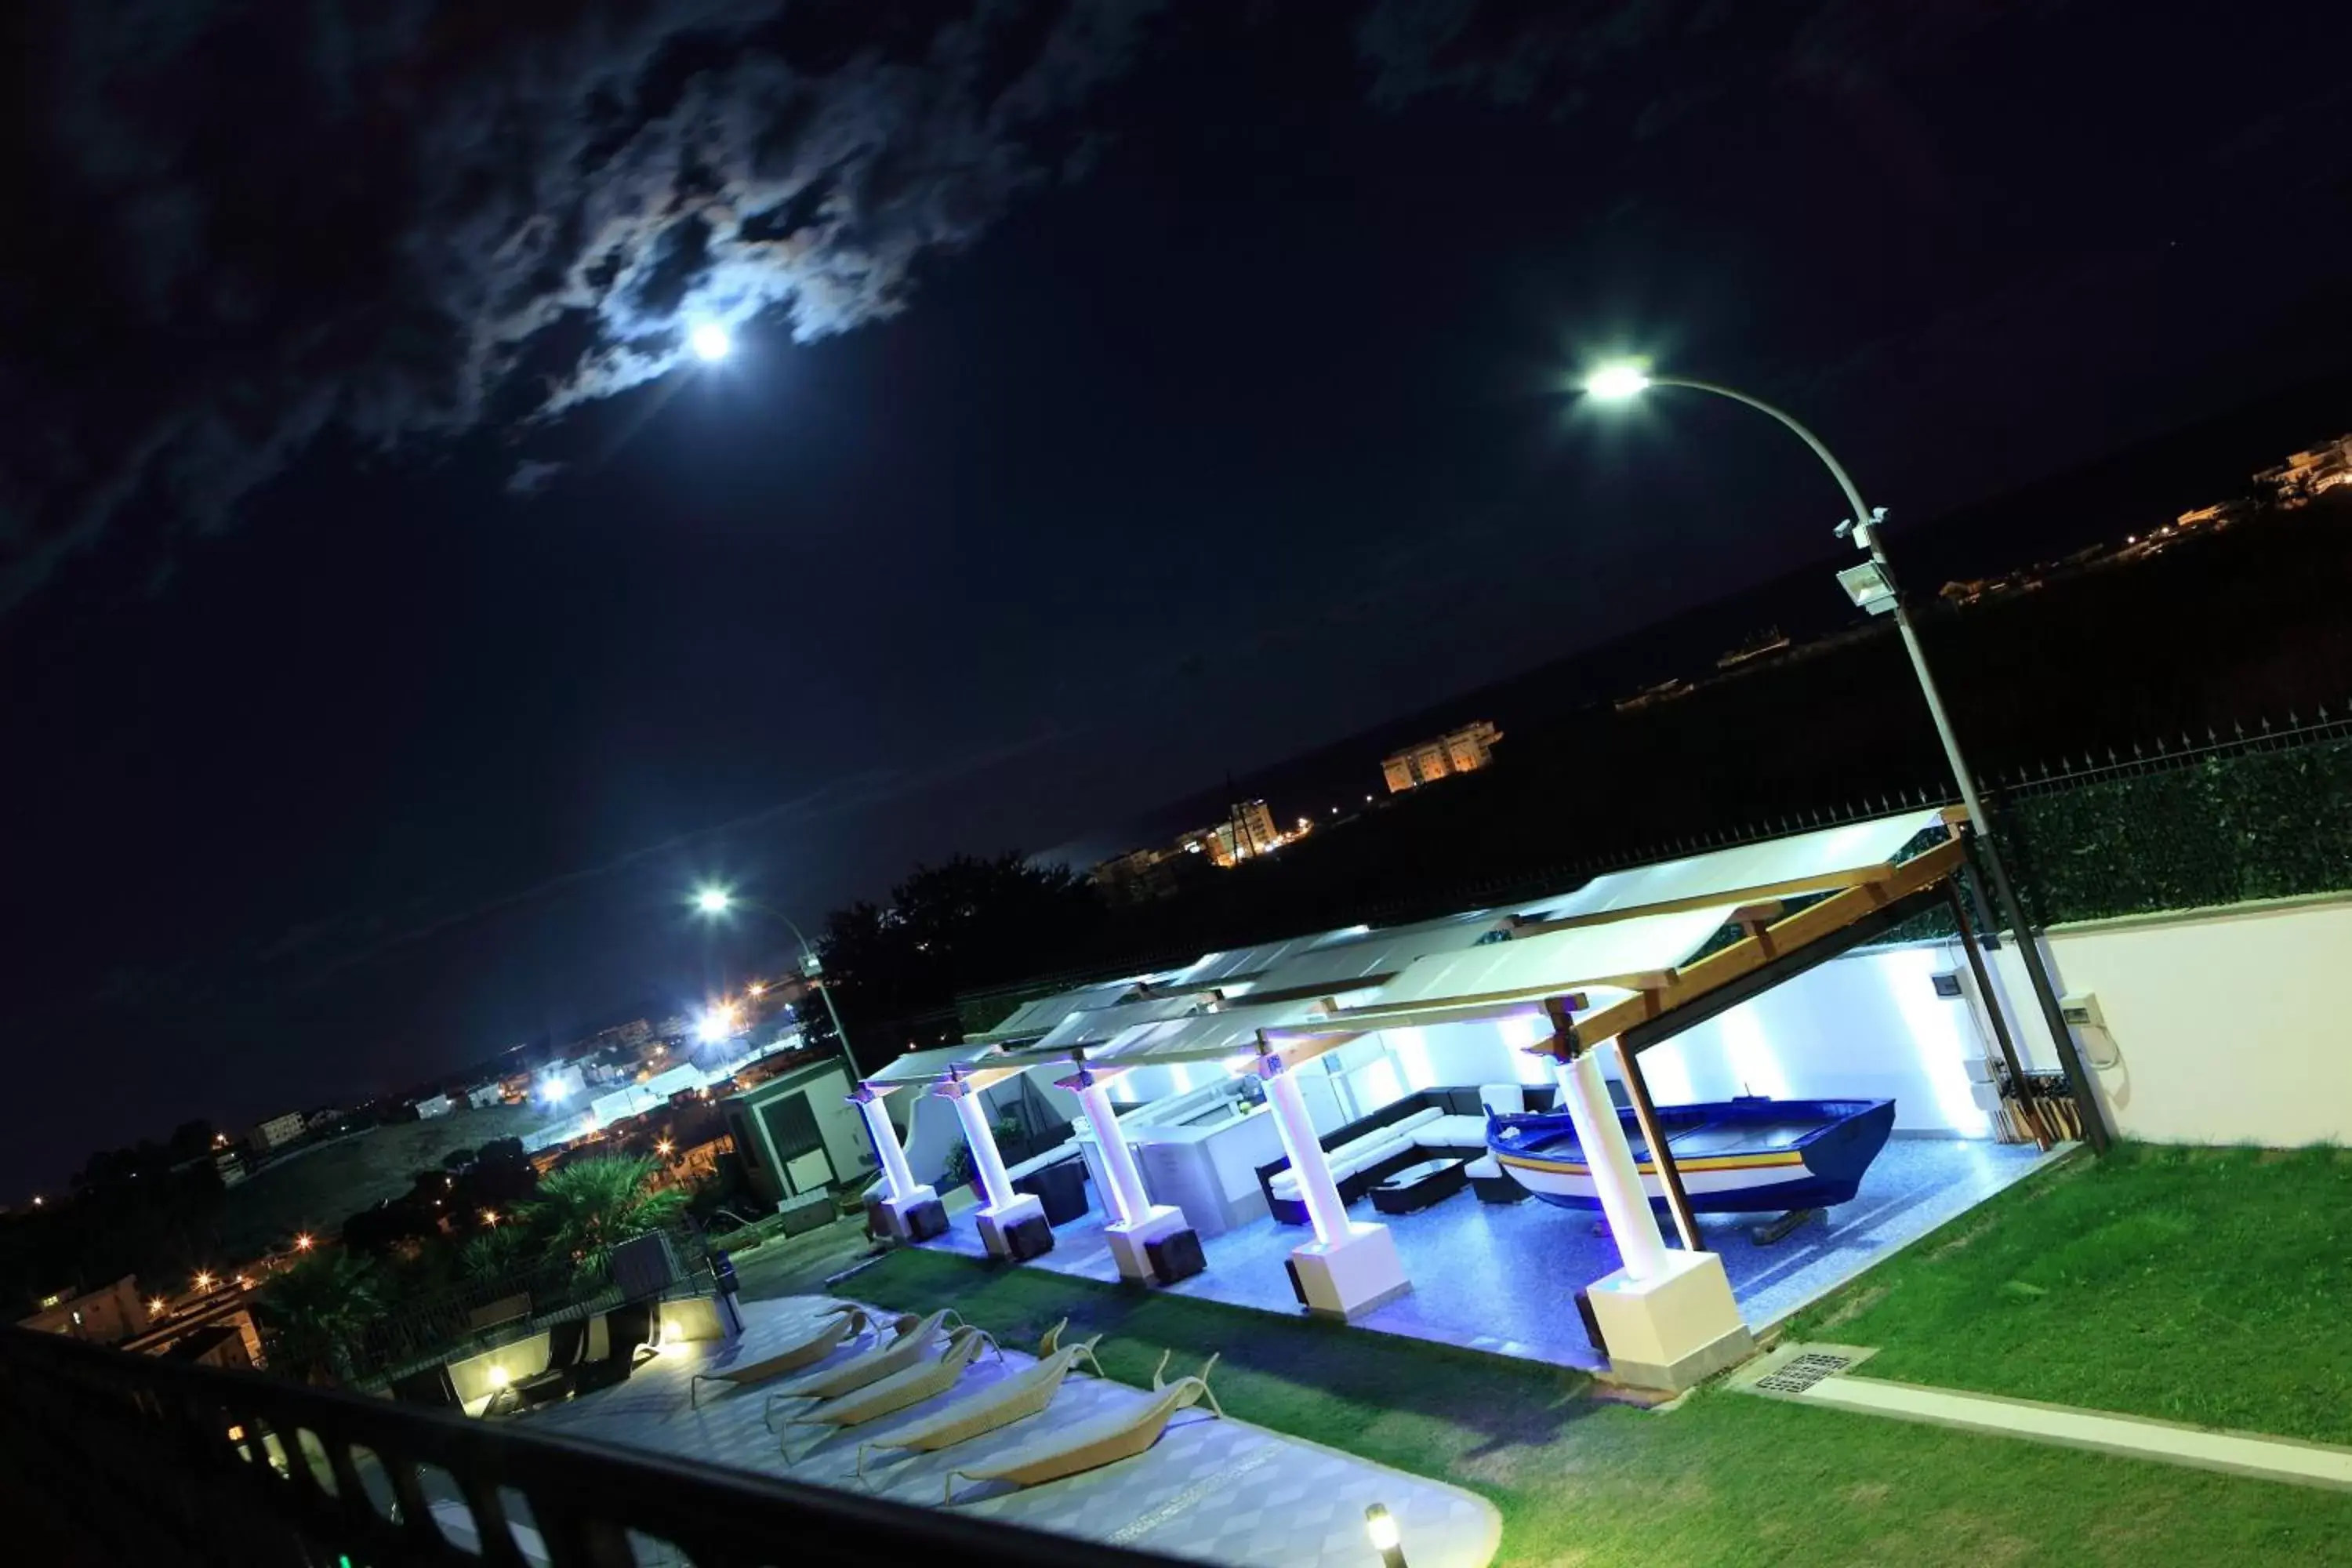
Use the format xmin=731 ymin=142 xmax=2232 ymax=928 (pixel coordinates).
xmin=0 ymin=0 xmax=1163 ymax=610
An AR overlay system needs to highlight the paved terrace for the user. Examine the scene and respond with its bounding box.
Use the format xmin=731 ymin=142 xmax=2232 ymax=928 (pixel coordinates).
xmin=454 ymin=1296 xmax=1500 ymax=1567
xmin=933 ymin=1136 xmax=2061 ymax=1369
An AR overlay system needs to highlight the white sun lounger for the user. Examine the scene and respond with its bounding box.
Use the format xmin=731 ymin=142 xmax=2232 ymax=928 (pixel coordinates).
xmin=760 ymin=1309 xmax=952 ymax=1431
xmin=853 ymin=1319 xmax=1102 ymax=1483
xmin=942 ymin=1350 xmax=1220 ymax=1504
xmin=784 ymin=1324 xmax=1000 ymax=1434
xmin=688 ymin=1303 xmax=869 ymax=1409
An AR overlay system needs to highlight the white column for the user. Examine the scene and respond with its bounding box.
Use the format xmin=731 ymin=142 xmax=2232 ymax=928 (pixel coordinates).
xmin=949 ymin=1086 xmax=1017 ymax=1211
xmin=1555 ymin=1047 xmax=1669 ymax=1283
xmin=856 ymin=1091 xmax=917 ymax=1201
xmin=1076 ymin=1078 xmax=1151 ymax=1226
xmin=1261 ymin=1065 xmax=1349 ymax=1246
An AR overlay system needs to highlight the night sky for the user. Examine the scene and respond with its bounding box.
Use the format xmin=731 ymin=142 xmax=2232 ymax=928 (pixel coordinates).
xmin=5 ymin=2 xmax=2350 ymax=1194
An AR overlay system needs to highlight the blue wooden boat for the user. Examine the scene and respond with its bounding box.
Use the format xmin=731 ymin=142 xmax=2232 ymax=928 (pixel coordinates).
xmin=1486 ymin=1096 xmax=1896 ymax=1214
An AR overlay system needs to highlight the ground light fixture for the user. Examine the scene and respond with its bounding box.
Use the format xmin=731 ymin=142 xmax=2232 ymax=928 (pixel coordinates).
xmin=1575 ymin=359 xmax=2110 ymax=1152
xmin=1365 ymin=1503 xmax=1408 ymax=1566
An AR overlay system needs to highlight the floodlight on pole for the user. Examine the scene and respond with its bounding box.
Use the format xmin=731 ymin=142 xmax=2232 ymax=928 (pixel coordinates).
xmin=1581 ymin=361 xmax=1652 ymax=401
xmin=690 ymin=884 xmax=855 ymax=1065
xmin=1577 ymin=363 xmax=2110 ymax=1152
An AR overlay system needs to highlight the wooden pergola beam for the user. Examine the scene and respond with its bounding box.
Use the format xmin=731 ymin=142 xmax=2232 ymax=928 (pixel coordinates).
xmin=1569 ymin=837 xmax=1966 ymax=1046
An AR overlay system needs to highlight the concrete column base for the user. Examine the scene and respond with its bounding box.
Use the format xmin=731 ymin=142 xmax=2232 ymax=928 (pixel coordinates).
xmin=873 ymin=1185 xmax=945 ymax=1243
xmin=975 ymin=1193 xmax=1054 ymax=1261
xmin=1105 ymin=1205 xmax=1197 ymax=1284
xmin=1586 ymin=1249 xmax=1755 ymax=1392
xmin=1285 ymin=1221 xmax=1410 ymax=1320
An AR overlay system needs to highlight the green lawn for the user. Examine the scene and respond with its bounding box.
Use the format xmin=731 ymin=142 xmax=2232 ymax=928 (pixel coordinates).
xmin=834 ymin=1247 xmax=2352 ymax=1567
xmin=1784 ymin=1142 xmax=2352 ymax=1443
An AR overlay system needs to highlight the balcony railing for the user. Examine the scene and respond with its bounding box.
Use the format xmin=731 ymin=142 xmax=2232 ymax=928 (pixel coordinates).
xmin=0 ymin=1324 xmax=1177 ymax=1566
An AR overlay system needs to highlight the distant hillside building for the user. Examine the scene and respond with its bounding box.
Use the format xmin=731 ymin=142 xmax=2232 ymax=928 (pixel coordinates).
xmin=2256 ymin=435 xmax=2352 ymax=506
xmin=250 ymin=1111 xmax=308 ymax=1152
xmin=1382 ymin=721 xmax=1503 ymax=793
xmin=17 ymin=1277 xmax=152 ymax=1346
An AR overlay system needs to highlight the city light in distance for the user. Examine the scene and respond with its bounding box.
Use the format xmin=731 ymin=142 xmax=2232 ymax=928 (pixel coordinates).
xmin=148 ymin=1298 xmax=166 ymax=1316
xmin=689 ymin=321 xmax=732 ymax=362
xmin=482 ymin=1210 xmax=499 ymax=1227
xmin=193 ymin=1272 xmax=214 ymax=1292
xmin=293 ymin=1232 xmax=314 ymax=1252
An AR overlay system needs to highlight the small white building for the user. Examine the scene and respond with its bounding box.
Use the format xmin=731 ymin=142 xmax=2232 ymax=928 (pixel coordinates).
xmin=414 ymin=1094 xmax=454 ymax=1120
xmin=249 ymin=1112 xmax=307 ymax=1152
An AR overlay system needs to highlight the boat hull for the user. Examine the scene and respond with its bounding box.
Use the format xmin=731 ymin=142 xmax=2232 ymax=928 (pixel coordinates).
xmin=1487 ymin=1097 xmax=1896 ymax=1215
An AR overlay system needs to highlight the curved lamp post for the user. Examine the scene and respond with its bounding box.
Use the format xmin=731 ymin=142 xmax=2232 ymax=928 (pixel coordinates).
xmin=1582 ymin=365 xmax=2108 ymax=1152
xmin=691 ymin=887 xmax=854 ymax=1065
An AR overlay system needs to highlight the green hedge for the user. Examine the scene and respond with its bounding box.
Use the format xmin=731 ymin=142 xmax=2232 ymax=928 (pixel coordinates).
xmin=2006 ymin=737 xmax=2352 ymax=923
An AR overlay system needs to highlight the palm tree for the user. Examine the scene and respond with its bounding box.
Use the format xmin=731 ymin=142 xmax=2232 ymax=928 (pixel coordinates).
xmin=258 ymin=1250 xmax=384 ymax=1385
xmin=458 ymin=1223 xmax=532 ymax=1283
xmin=514 ymin=1155 xmax=688 ymax=1268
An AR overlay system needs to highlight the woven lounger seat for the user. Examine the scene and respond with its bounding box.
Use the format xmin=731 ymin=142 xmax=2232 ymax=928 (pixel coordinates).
xmin=688 ymin=1303 xmax=868 ymax=1408
xmin=760 ymin=1310 xmax=951 ymax=1431
xmin=854 ymin=1319 xmax=1102 ymax=1483
xmin=786 ymin=1325 xmax=1000 ymax=1432
xmin=943 ymin=1351 xmax=1219 ymax=1504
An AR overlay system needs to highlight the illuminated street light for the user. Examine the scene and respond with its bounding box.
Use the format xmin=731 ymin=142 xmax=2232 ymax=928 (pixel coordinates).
xmin=746 ymin=982 xmax=766 ymax=997
xmin=1581 ymin=361 xmax=1652 ymax=401
xmin=482 ymin=1210 xmax=499 ymax=1227
xmin=193 ymin=1272 xmax=215 ymax=1292
xmin=1579 ymin=361 xmax=2107 ymax=1151
xmin=293 ymin=1232 xmax=314 ymax=1253
xmin=655 ymin=1139 xmax=675 ymax=1157
xmin=148 ymin=1298 xmax=166 ymax=1317
xmin=691 ymin=884 xmax=854 ymax=1064
xmin=688 ymin=321 xmax=732 ymax=363
xmin=695 ymin=1009 xmax=733 ymax=1046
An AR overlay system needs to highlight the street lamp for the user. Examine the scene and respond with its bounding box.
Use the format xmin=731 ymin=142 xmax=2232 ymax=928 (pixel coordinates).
xmin=1579 ymin=362 xmax=2108 ymax=1152
xmin=689 ymin=885 xmax=854 ymax=1065
xmin=293 ymin=1232 xmax=314 ymax=1253
xmin=688 ymin=321 xmax=732 ymax=363
xmin=193 ymin=1271 xmax=215 ymax=1293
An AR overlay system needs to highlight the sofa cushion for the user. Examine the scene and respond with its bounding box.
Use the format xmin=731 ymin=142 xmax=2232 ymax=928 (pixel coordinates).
xmin=1269 ymin=1169 xmax=1301 ymax=1200
xmin=1386 ymin=1105 xmax=1443 ymax=1136
xmin=1330 ymin=1128 xmax=1399 ymax=1167
xmin=1414 ymin=1115 xmax=1490 ymax=1149
xmin=1464 ymin=1155 xmax=1502 ymax=1178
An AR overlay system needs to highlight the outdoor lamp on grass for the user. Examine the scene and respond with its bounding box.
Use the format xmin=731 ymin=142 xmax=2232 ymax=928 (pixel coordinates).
xmin=1577 ymin=358 xmax=2108 ymax=1152
xmin=1366 ymin=1502 xmax=1408 ymax=1567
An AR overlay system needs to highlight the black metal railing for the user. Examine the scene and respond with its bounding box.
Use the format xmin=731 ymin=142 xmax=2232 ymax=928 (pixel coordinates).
xmin=0 ymin=1325 xmax=1178 ymax=1566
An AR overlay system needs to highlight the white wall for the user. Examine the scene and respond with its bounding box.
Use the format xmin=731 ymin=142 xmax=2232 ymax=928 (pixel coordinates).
xmin=1628 ymin=943 xmax=1996 ymax=1137
xmin=1980 ymin=894 xmax=2352 ymax=1147
xmin=804 ymin=1066 xmax=874 ymax=1186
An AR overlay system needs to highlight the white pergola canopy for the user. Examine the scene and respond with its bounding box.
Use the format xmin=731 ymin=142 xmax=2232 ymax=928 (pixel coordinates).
xmin=929 ymin=806 xmax=1965 ymax=1081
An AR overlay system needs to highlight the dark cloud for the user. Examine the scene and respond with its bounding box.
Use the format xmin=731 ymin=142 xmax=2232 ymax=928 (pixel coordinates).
xmin=1354 ymin=0 xmax=2041 ymax=131
xmin=0 ymin=0 xmax=1163 ymax=610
